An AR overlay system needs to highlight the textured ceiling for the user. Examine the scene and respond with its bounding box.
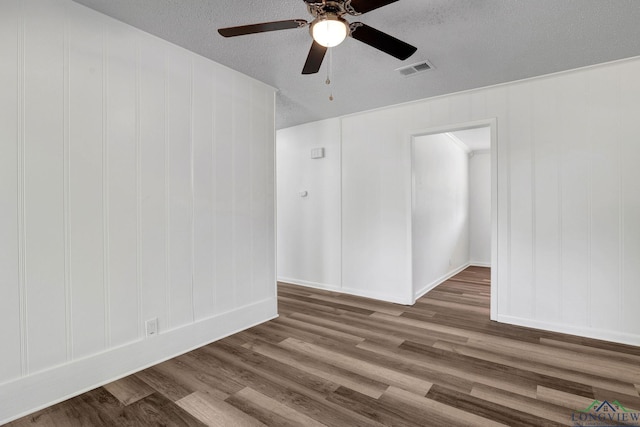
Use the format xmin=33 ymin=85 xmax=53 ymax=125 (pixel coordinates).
xmin=72 ymin=0 xmax=640 ymax=129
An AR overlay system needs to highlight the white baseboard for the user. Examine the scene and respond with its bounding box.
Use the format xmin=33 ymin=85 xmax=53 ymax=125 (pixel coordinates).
xmin=413 ymin=263 xmax=471 ymax=302
xmin=278 ymin=277 xmax=413 ymax=305
xmin=339 ymin=286 xmax=413 ymax=305
xmin=277 ymin=276 xmax=338 ymax=291
xmin=469 ymin=261 xmax=491 ymax=268
xmin=497 ymin=314 xmax=640 ymax=347
xmin=0 ymin=297 xmax=277 ymax=425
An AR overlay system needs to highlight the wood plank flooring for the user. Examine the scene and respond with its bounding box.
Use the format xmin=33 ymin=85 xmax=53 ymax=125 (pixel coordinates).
xmin=8 ymin=267 xmax=640 ymax=426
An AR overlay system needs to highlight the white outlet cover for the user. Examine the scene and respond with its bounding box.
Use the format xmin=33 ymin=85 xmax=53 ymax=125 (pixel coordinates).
xmin=145 ymin=318 xmax=158 ymax=337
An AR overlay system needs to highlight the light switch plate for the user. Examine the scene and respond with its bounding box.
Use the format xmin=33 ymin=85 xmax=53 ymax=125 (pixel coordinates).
xmin=311 ymin=148 xmax=325 ymax=159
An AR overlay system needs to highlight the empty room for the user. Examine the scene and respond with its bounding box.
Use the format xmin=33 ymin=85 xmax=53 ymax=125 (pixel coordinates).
xmin=1 ymin=1 xmax=640 ymax=425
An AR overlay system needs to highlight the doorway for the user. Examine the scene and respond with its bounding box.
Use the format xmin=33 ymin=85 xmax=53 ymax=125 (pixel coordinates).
xmin=410 ymin=119 xmax=497 ymax=319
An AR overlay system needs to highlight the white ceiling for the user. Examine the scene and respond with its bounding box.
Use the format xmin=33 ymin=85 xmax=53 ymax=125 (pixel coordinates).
xmin=72 ymin=0 xmax=640 ymax=129
xmin=450 ymin=127 xmax=491 ymax=152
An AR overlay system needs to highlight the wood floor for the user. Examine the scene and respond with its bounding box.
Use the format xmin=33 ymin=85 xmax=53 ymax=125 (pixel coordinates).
xmin=8 ymin=267 xmax=640 ymax=426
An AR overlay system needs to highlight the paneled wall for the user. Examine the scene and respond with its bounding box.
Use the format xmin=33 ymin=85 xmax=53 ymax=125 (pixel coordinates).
xmin=469 ymin=153 xmax=492 ymax=266
xmin=276 ymin=119 xmax=342 ymax=289
xmin=277 ymin=56 xmax=640 ymax=345
xmin=340 ymin=57 xmax=640 ymax=345
xmin=0 ymin=1 xmax=276 ymax=423
xmin=412 ymin=133 xmax=470 ymax=298
xmin=342 ymin=108 xmax=415 ymax=303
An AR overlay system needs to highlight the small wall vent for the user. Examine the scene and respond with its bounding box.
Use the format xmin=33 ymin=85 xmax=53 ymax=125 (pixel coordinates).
xmin=396 ymin=60 xmax=434 ymax=77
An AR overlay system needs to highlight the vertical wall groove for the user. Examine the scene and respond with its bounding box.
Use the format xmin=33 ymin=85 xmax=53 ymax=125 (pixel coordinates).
xmin=16 ymin=1 xmax=28 ymax=376
xmin=530 ymin=96 xmax=537 ymax=319
xmin=102 ymin=21 xmax=111 ymax=347
xmin=557 ymin=100 xmax=564 ymax=322
xmin=267 ymin=90 xmax=273 ymax=297
xmin=617 ymin=71 xmax=624 ymax=329
xmin=134 ymin=34 xmax=142 ymax=338
xmin=62 ymin=3 xmax=73 ymax=361
xmin=189 ymin=59 xmax=195 ymax=322
xmin=505 ymin=94 xmax=512 ymax=315
xmin=489 ymin=116 xmax=498 ymax=317
xmin=249 ymin=87 xmax=255 ymax=299
xmin=231 ymin=77 xmax=236 ymax=307
xmin=164 ymin=49 xmax=171 ymax=328
xmin=586 ymin=78 xmax=593 ymax=329
xmin=338 ymin=118 xmax=343 ymax=290
xmin=210 ymin=68 xmax=217 ymax=312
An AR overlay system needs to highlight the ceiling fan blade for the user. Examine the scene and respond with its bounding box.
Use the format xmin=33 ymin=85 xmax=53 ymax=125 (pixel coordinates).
xmin=346 ymin=0 xmax=399 ymax=14
xmin=349 ymin=23 xmax=417 ymax=60
xmin=218 ymin=19 xmax=307 ymax=37
xmin=302 ymin=41 xmax=327 ymax=74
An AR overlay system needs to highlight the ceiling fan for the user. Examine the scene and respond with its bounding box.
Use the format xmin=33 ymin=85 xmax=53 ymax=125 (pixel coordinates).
xmin=218 ymin=0 xmax=417 ymax=75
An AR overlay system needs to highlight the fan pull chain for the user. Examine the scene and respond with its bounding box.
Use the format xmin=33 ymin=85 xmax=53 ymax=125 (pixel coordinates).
xmin=326 ymin=47 xmax=334 ymax=101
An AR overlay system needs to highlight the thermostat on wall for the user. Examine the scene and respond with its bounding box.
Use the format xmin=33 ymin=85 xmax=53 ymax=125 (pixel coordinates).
xmin=311 ymin=148 xmax=325 ymax=159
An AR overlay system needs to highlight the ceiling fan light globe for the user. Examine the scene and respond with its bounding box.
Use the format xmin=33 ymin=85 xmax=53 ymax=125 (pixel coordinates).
xmin=311 ymin=16 xmax=348 ymax=48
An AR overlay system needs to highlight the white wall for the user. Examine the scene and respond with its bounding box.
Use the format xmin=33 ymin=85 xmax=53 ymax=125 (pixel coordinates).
xmin=0 ymin=1 xmax=276 ymax=423
xmin=276 ymin=118 xmax=342 ymax=289
xmin=469 ymin=152 xmax=491 ymax=266
xmin=278 ymin=56 xmax=640 ymax=346
xmin=412 ymin=134 xmax=469 ymax=298
xmin=341 ymin=57 xmax=640 ymax=345
xmin=340 ymin=110 xmax=415 ymax=303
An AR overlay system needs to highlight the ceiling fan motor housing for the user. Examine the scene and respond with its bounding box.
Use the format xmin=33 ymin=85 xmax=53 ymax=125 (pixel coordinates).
xmin=305 ymin=1 xmax=357 ymax=18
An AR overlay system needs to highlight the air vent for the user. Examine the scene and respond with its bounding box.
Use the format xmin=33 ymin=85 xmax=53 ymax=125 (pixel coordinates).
xmin=396 ymin=60 xmax=434 ymax=78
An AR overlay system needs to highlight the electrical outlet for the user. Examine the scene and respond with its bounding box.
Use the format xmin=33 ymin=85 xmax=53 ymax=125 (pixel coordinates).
xmin=145 ymin=318 xmax=158 ymax=337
